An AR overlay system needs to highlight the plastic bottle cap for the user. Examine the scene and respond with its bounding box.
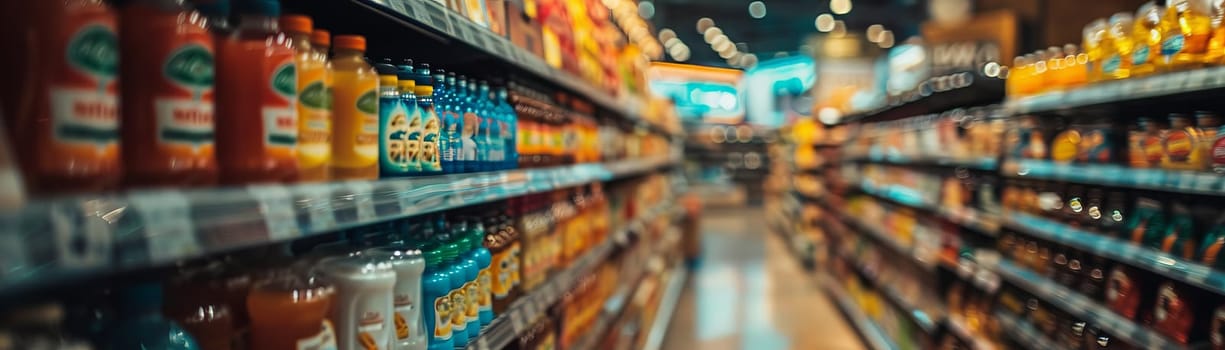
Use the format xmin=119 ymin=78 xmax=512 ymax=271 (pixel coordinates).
xmin=333 ymin=35 xmax=367 ymax=51
xmin=280 ymin=15 xmax=312 ymax=34
xmin=311 ymin=29 xmax=331 ymax=47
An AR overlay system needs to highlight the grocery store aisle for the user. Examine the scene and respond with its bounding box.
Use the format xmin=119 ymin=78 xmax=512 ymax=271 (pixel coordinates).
xmin=660 ymin=207 xmax=865 ymax=350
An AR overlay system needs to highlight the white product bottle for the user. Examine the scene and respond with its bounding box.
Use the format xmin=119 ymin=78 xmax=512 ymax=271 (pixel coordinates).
xmin=365 ymin=246 xmax=428 ymax=350
xmin=318 ymin=256 xmax=397 ymax=350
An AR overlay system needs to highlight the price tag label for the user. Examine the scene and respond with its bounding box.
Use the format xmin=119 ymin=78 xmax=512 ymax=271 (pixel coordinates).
xmin=509 ymin=310 xmax=526 ymax=334
xmin=247 ymin=185 xmax=300 ymax=241
xmin=343 ymin=181 xmax=377 ymax=223
xmin=474 ymin=337 xmax=490 ymax=350
xmin=382 ymin=0 xmax=408 ymax=14
xmin=127 ymin=191 xmax=200 ymax=263
xmin=49 ymin=201 xmax=115 ymax=268
xmin=1206 ymin=67 xmax=1225 ymax=87
xmin=1186 ymin=69 xmax=1209 ymax=90
xmin=420 ymin=1 xmax=453 ymax=34
xmin=295 ymin=185 xmax=337 ymax=233
xmin=451 ymin=13 xmax=475 ymax=43
xmin=405 ymin=0 xmax=427 ymax=21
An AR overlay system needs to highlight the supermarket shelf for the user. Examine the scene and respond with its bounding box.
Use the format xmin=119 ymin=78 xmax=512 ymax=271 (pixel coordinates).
xmin=298 ymin=0 xmax=678 ymax=136
xmin=818 ymin=274 xmax=899 ymax=350
xmin=1002 ymin=159 xmax=1225 ymax=196
xmin=846 ymin=155 xmax=999 ymax=171
xmin=855 ymin=181 xmax=1001 ymax=235
xmin=641 ymin=267 xmax=688 ymax=350
xmin=987 ymin=259 xmax=1186 ymax=350
xmin=0 ymin=156 xmax=678 ymax=297
xmin=836 ymin=208 xmax=935 ymax=272
xmin=464 ymin=201 xmax=676 ymax=350
xmin=945 ymin=315 xmax=997 ymax=350
xmin=837 ymin=250 xmax=941 ymax=334
xmin=839 ymin=75 xmax=1004 ymax=124
xmin=1005 ymin=212 xmax=1225 ymax=296
xmin=1006 ymin=66 xmax=1225 ymax=115
xmin=994 ymin=311 xmax=1070 ymax=350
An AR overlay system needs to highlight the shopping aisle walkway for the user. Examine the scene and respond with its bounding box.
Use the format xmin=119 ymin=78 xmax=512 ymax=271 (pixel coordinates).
xmin=661 ymin=207 xmax=866 ymax=350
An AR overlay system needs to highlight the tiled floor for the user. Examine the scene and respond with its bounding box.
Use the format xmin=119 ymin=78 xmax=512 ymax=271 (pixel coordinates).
xmin=660 ymin=207 xmax=866 ymax=350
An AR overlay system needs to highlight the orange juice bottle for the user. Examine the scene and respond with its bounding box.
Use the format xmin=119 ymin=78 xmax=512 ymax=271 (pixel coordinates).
xmin=1006 ymin=56 xmax=1029 ymax=97
xmin=248 ymin=272 xmax=337 ymax=349
xmin=1132 ymin=1 xmax=1164 ymax=76
xmin=1084 ymin=18 xmax=1108 ymax=82
xmin=329 ymin=35 xmax=379 ymax=180
xmin=281 ymin=15 xmax=331 ymax=182
xmin=120 ymin=0 xmax=217 ymax=188
xmin=1209 ymin=0 xmax=1225 ymax=63
xmin=0 ymin=0 xmax=121 ymax=195
xmin=1060 ymin=44 xmax=1089 ymax=87
xmin=215 ymin=0 xmax=299 ymax=184
xmin=1159 ymin=0 xmax=1213 ymax=69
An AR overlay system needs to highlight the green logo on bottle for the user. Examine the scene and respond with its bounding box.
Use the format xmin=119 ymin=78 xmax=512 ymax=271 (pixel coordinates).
xmin=272 ymin=63 xmax=297 ymax=97
xmin=357 ymin=90 xmax=378 ymax=114
xmin=163 ymin=44 xmax=214 ymax=90
xmin=300 ymin=81 xmax=330 ymax=109
xmin=66 ymin=25 xmax=119 ymax=80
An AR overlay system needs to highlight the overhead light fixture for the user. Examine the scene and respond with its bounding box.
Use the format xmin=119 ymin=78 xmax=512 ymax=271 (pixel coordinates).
xmin=697 ymin=17 xmax=715 ymax=33
xmin=748 ymin=1 xmax=767 ymax=19
xmin=637 ymin=1 xmax=655 ymax=19
xmin=815 ymin=14 xmax=835 ymax=32
xmin=866 ymin=24 xmax=884 ymax=42
xmin=703 ymin=27 xmax=723 ymax=43
xmin=831 ymin=0 xmax=852 ymax=14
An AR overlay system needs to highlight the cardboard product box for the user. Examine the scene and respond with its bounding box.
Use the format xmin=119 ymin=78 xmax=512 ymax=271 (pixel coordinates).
xmin=506 ymin=0 xmax=544 ymax=59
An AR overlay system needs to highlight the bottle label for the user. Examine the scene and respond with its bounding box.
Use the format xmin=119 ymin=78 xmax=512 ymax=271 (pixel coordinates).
xmin=393 ymin=293 xmax=417 ymax=340
xmin=264 ymin=59 xmax=298 ymax=150
xmin=442 ymin=110 xmax=462 ymax=163
xmin=1102 ymin=54 xmax=1121 ymax=74
xmin=1134 ymin=45 xmax=1150 ymax=65
xmin=1166 ymin=130 xmax=1194 ymax=162
xmin=478 ymin=267 xmax=493 ymax=312
xmin=421 ymin=108 xmax=442 ymax=172
xmin=464 ymin=280 xmax=480 ymax=321
xmin=358 ymin=309 xmax=386 ymax=350
xmin=155 ymin=41 xmax=215 ymax=153
xmin=297 ymin=320 xmax=339 ymax=350
xmin=356 ymin=90 xmax=380 ymax=157
xmin=1163 ymin=34 xmax=1185 ymax=56
xmin=1143 ymin=135 xmax=1165 ymax=164
xmin=379 ymin=96 xmax=412 ymax=174
xmin=432 ymin=295 xmax=453 ymax=340
xmin=299 ymin=72 xmax=332 ymax=169
xmin=448 ymin=289 xmax=468 ymax=332
xmin=54 ymin=23 xmax=120 ymax=151
xmin=462 ymin=112 xmax=479 ymax=162
xmin=491 ymin=249 xmax=513 ymax=298
xmin=403 ymin=104 xmax=423 ymax=171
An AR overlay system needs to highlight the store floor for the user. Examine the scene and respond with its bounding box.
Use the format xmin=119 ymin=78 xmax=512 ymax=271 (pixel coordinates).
xmin=660 ymin=207 xmax=866 ymax=350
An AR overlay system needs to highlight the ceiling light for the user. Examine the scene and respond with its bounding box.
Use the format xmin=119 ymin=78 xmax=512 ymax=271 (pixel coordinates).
xmin=703 ymin=27 xmax=723 ymax=43
xmin=658 ymin=29 xmax=676 ymax=42
xmin=831 ymin=0 xmax=852 ymax=14
xmin=815 ymin=14 xmax=835 ymax=32
xmin=697 ymin=17 xmax=715 ymax=33
xmin=637 ymin=1 xmax=655 ymax=19
xmin=748 ymin=1 xmax=767 ymax=19
xmin=867 ymin=24 xmax=884 ymax=42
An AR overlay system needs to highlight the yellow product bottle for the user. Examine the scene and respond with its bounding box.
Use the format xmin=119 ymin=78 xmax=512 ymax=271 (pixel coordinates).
xmin=330 ymin=35 xmax=380 ymax=180
xmin=1196 ymin=111 xmax=1221 ymax=171
xmin=1208 ymin=0 xmax=1225 ymax=63
xmin=1044 ymin=47 xmax=1065 ymax=90
xmin=1159 ymin=0 xmax=1213 ymax=70
xmin=1061 ymin=44 xmax=1089 ymax=86
xmin=1084 ymin=18 xmax=1108 ymax=82
xmin=1103 ymin=13 xmax=1136 ymax=80
xmin=281 ymin=16 xmax=331 ymax=182
xmin=1132 ymin=1 xmax=1164 ymax=76
xmin=1031 ymin=51 xmax=1050 ymax=94
xmin=1006 ymin=56 xmax=1028 ymax=98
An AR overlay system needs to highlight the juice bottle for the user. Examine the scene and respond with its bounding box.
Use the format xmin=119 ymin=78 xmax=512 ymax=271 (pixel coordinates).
xmin=1196 ymin=111 xmax=1221 ymax=171
xmin=1102 ymin=13 xmax=1135 ymax=80
xmin=1006 ymin=56 xmax=1028 ymax=97
xmin=1133 ymin=1 xmax=1164 ymax=76
xmin=1084 ymin=18 xmax=1108 ymax=82
xmin=455 ymin=227 xmax=481 ymax=339
xmin=457 ymin=76 xmax=479 ymax=173
xmin=118 ymin=0 xmax=217 ymax=188
xmin=416 ymin=65 xmax=443 ymax=174
xmin=164 ymin=270 xmax=234 ymax=350
xmin=376 ymin=58 xmax=412 ymax=178
xmin=481 ymin=82 xmax=504 ymax=170
xmin=421 ymin=243 xmax=453 ymax=350
xmin=1159 ymin=0 xmax=1213 ymax=70
xmin=437 ymin=70 xmax=463 ymax=174
xmin=282 ymin=15 xmax=332 ymax=182
xmin=107 ymin=284 xmax=202 ymax=349
xmin=0 ymin=0 xmax=121 ymax=195
xmin=330 ymin=35 xmax=379 ymax=180
xmin=247 ymin=272 xmax=337 ymax=350
xmin=317 ymin=256 xmax=396 ymax=350
xmin=440 ymin=230 xmax=470 ymax=348
xmin=1209 ymin=0 xmax=1225 ymax=63
xmin=484 ymin=207 xmax=521 ymax=314
xmin=365 ymin=247 xmax=427 ymax=350
xmin=1060 ymin=45 xmax=1089 ymax=87
xmin=1164 ymin=113 xmax=1205 ymax=170
xmin=497 ymin=87 xmax=518 ymax=170
xmin=393 ymin=60 xmax=422 ymax=175
xmin=214 ymin=0 xmax=298 ymax=184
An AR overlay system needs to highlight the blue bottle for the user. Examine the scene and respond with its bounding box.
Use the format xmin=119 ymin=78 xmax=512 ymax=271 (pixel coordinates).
xmin=415 ymin=64 xmax=444 ymax=175
xmin=467 ymin=217 xmax=495 ymax=325
xmin=397 ymin=59 xmax=424 ymax=175
xmin=438 ymin=222 xmax=470 ymax=347
xmin=456 ymin=227 xmax=481 ymax=339
xmin=377 ymin=58 xmax=412 ymax=177
xmin=496 ymin=87 xmax=518 ymax=170
xmin=107 ymin=283 xmax=201 ymax=350
xmin=477 ymin=81 xmax=502 ymax=171
xmin=421 ymin=240 xmax=455 ymax=350
xmin=455 ymin=77 xmax=478 ymax=173
xmin=436 ymin=71 xmax=462 ymax=174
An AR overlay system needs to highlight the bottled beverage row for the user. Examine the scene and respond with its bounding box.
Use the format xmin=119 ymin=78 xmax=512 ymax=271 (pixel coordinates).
xmin=842 ymin=108 xmax=1003 ymax=165
xmin=0 ymin=172 xmax=679 ymax=350
xmin=1007 ymin=0 xmax=1225 ymax=97
xmin=0 ymin=0 xmax=674 ymax=199
xmin=1008 ymin=112 xmax=1224 ymax=174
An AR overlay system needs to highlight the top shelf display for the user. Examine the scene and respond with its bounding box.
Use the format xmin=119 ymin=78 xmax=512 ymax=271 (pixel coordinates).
xmin=1006 ymin=66 xmax=1225 ymax=115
